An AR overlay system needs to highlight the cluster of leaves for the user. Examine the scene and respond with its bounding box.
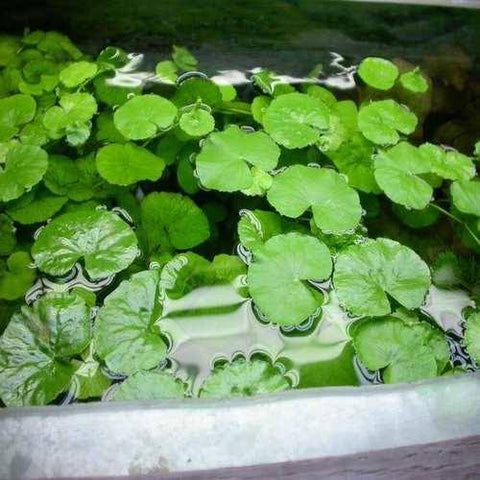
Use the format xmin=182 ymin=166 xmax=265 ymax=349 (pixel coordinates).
xmin=0 ymin=32 xmax=479 ymax=406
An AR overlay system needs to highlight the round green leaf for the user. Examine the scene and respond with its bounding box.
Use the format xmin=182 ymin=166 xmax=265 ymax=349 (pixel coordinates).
xmin=0 ymin=144 xmax=48 ymax=202
xmin=172 ymin=78 xmax=221 ymax=107
xmin=32 ymin=209 xmax=138 ymax=279
xmin=334 ymin=238 xmax=431 ymax=317
xmin=199 ymin=358 xmax=290 ymax=398
xmin=374 ymin=142 xmax=433 ymax=209
xmin=0 ymin=251 xmax=36 ymax=300
xmin=0 ymin=292 xmax=91 ymax=406
xmin=400 ymin=68 xmax=429 ymax=93
xmin=6 ymin=189 xmax=67 ymax=224
xmin=358 ymin=57 xmax=399 ymax=90
xmin=0 ymin=94 xmax=36 ymax=141
xmin=263 ymin=92 xmax=329 ymax=149
xmin=358 ymin=100 xmax=417 ymax=145
xmin=59 ymin=61 xmax=98 ymax=88
xmin=95 ymin=270 xmax=167 ymax=375
xmin=419 ymin=143 xmax=475 ymax=181
xmin=96 ymin=142 xmax=166 ymax=186
xmin=141 ymin=192 xmax=210 ymax=252
xmin=172 ymin=45 xmax=198 ymax=71
xmin=155 ymin=60 xmax=178 ymax=84
xmin=392 ymin=204 xmax=440 ymax=229
xmin=196 ymin=125 xmax=280 ymax=192
xmin=113 ymin=94 xmax=177 ymax=140
xmin=464 ymin=312 xmax=480 ymax=364
xmin=248 ymin=232 xmax=332 ymax=326
xmin=267 ymin=165 xmax=362 ymax=234
xmin=112 ymin=371 xmax=186 ymax=401
xmin=352 ymin=316 xmax=449 ymax=383
xmin=451 ymin=180 xmax=480 ymax=217
xmin=179 ymin=108 xmax=214 ymax=137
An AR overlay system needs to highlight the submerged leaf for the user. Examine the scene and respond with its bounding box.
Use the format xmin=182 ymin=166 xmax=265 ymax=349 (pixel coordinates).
xmin=0 ymin=214 xmax=16 ymax=256
xmin=112 ymin=371 xmax=186 ymax=401
xmin=248 ymin=232 xmax=332 ymax=326
xmin=196 ymin=125 xmax=280 ymax=192
xmin=0 ymin=252 xmax=36 ymax=300
xmin=334 ymin=238 xmax=431 ymax=317
xmin=32 ymin=209 xmax=138 ymax=279
xmin=267 ymin=165 xmax=362 ymax=234
xmin=199 ymin=358 xmax=289 ymax=398
xmin=95 ymin=270 xmax=167 ymax=375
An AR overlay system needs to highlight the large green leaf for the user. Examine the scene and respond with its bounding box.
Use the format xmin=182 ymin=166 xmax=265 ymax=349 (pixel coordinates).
xmin=248 ymin=232 xmax=332 ymax=326
xmin=113 ymin=94 xmax=177 ymax=140
xmin=199 ymin=358 xmax=289 ymax=398
xmin=0 ymin=143 xmax=48 ymax=202
xmin=334 ymin=238 xmax=431 ymax=316
xmin=0 ymin=292 xmax=91 ymax=406
xmin=263 ymin=92 xmax=329 ymax=149
xmin=352 ymin=316 xmax=450 ymax=383
xmin=358 ymin=100 xmax=417 ymax=145
xmin=196 ymin=125 xmax=280 ymax=192
xmin=112 ymin=371 xmax=186 ymax=401
xmin=96 ymin=142 xmax=166 ymax=185
xmin=32 ymin=209 xmax=138 ymax=279
xmin=140 ymin=192 xmax=210 ymax=253
xmin=95 ymin=270 xmax=167 ymax=375
xmin=374 ymin=142 xmax=433 ymax=209
xmin=267 ymin=165 xmax=362 ymax=234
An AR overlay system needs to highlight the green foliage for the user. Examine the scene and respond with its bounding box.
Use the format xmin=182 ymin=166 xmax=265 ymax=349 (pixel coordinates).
xmin=0 ymin=30 xmax=478 ymax=405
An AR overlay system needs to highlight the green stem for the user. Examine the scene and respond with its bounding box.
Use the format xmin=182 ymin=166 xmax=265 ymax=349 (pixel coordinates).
xmin=431 ymin=203 xmax=480 ymax=247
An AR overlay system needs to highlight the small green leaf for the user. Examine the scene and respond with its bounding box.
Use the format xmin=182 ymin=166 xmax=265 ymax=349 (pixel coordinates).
xmin=45 ymin=153 xmax=118 ymax=201
xmin=196 ymin=125 xmax=280 ymax=192
xmin=451 ymin=180 xmax=480 ymax=217
xmin=93 ymin=73 xmax=142 ymax=107
xmin=6 ymin=189 xmax=67 ymax=224
xmin=113 ymin=94 xmax=177 ymax=140
xmin=419 ymin=143 xmax=475 ymax=181
xmin=0 ymin=252 xmax=36 ymax=300
xmin=374 ymin=142 xmax=433 ymax=209
xmin=0 ymin=292 xmax=91 ymax=406
xmin=464 ymin=312 xmax=480 ymax=364
xmin=0 ymin=143 xmax=48 ymax=202
xmin=251 ymin=95 xmax=271 ymax=124
xmin=96 ymin=142 xmax=166 ymax=185
xmin=334 ymin=238 xmax=431 ymax=317
xmin=155 ymin=60 xmax=178 ymax=84
xmin=352 ymin=316 xmax=449 ymax=383
xmin=95 ymin=270 xmax=167 ymax=375
xmin=326 ymin=133 xmax=379 ymax=194
xmin=200 ymin=358 xmax=290 ymax=398
xmin=0 ymin=214 xmax=16 ymax=256
xmin=172 ymin=78 xmax=221 ymax=108
xmin=263 ymin=92 xmax=329 ymax=149
xmin=59 ymin=61 xmax=98 ymax=88
xmin=65 ymin=121 xmax=91 ymax=147
xmin=392 ymin=204 xmax=440 ymax=229
xmin=172 ymin=45 xmax=198 ymax=71
xmin=248 ymin=232 xmax=332 ymax=326
xmin=179 ymin=108 xmax=214 ymax=137
xmin=400 ymin=68 xmax=429 ymax=93
xmin=358 ymin=57 xmax=399 ymax=90
xmin=32 ymin=209 xmax=138 ymax=279
xmin=141 ymin=192 xmax=210 ymax=252
xmin=112 ymin=371 xmax=186 ymax=401
xmin=0 ymin=94 xmax=36 ymax=141
xmin=267 ymin=165 xmax=362 ymax=234
xmin=358 ymin=100 xmax=417 ymax=145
